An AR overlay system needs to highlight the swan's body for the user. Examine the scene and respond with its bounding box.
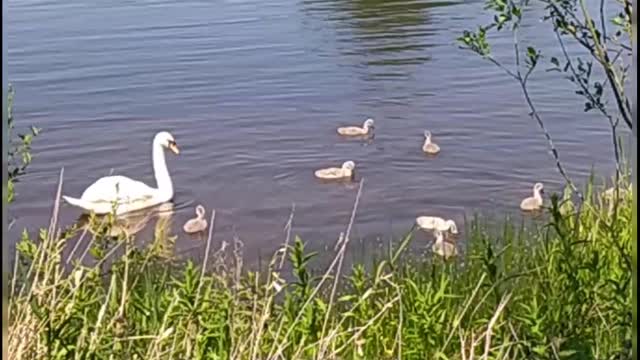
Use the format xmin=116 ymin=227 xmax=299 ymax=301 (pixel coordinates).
xmin=337 ymin=119 xmax=375 ymax=136
xmin=62 ymin=131 xmax=180 ymax=215
xmin=602 ymin=184 xmax=631 ymax=216
xmin=422 ymin=130 xmax=440 ymax=154
xmin=520 ymin=182 xmax=544 ymax=211
xmin=314 ymin=161 xmax=355 ymax=180
xmin=603 ymin=183 xmax=631 ymax=199
xmin=416 ymin=216 xmax=458 ymax=234
xmin=431 ymin=230 xmax=457 ymax=259
xmin=183 ymin=205 xmax=208 ymax=233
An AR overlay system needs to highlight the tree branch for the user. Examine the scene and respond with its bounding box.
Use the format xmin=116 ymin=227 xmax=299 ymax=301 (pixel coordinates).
xmin=486 ymin=56 xmax=519 ymax=80
xmin=579 ymin=0 xmax=633 ymax=129
xmin=511 ymin=19 xmax=582 ymax=198
xmin=600 ymin=0 xmax=608 ymax=44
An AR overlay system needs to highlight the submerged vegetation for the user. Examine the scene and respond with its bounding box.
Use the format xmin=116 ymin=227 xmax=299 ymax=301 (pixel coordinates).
xmin=7 ymin=172 xmax=633 ymax=359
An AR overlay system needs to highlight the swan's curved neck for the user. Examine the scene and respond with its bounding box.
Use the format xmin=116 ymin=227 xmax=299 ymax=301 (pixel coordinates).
xmin=533 ymin=188 xmax=542 ymax=200
xmin=153 ymin=143 xmax=173 ymax=200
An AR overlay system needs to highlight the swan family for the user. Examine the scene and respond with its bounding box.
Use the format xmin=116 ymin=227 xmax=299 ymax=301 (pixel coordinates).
xmin=63 ymin=122 xmax=547 ymax=254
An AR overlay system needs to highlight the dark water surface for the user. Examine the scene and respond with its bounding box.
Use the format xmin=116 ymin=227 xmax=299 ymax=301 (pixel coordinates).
xmin=8 ymin=0 xmax=627 ymax=262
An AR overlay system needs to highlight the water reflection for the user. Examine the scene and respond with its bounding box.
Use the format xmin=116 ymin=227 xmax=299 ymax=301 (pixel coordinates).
xmin=77 ymin=202 xmax=175 ymax=239
xmin=302 ymin=0 xmax=458 ymax=77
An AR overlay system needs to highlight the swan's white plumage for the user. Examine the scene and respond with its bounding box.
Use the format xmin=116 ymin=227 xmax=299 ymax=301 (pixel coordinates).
xmin=314 ymin=161 xmax=355 ymax=180
xmin=431 ymin=230 xmax=457 ymax=259
xmin=183 ymin=205 xmax=208 ymax=233
xmin=63 ymin=131 xmax=179 ymax=215
xmin=422 ymin=130 xmax=440 ymax=154
xmin=337 ymin=119 xmax=375 ymax=136
xmin=416 ymin=216 xmax=458 ymax=234
xmin=520 ymin=182 xmax=544 ymax=211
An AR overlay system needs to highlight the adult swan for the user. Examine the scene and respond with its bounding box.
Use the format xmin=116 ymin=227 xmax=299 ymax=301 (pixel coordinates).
xmin=62 ymin=131 xmax=180 ymax=216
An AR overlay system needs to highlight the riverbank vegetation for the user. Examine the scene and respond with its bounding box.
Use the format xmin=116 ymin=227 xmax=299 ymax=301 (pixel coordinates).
xmin=6 ymin=170 xmax=633 ymax=359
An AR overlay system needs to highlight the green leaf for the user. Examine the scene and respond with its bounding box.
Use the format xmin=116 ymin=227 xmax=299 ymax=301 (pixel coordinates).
xmin=512 ymin=6 xmax=522 ymax=19
xmin=527 ymin=46 xmax=536 ymax=57
xmin=391 ymin=230 xmax=413 ymax=265
xmin=17 ymin=232 xmax=38 ymax=259
xmin=558 ymin=350 xmax=577 ymax=358
xmin=375 ymin=260 xmax=388 ymax=282
xmin=338 ymin=295 xmax=357 ymax=303
xmin=612 ymin=16 xmax=624 ymax=26
xmin=533 ymin=345 xmax=548 ymax=355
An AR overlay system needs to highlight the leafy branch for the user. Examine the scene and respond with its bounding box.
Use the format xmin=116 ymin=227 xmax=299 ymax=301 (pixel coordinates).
xmin=458 ymin=0 xmax=633 ymax=198
xmin=543 ymin=0 xmax=632 ymax=129
xmin=7 ymin=84 xmax=41 ymax=204
xmin=459 ymin=0 xmax=583 ymax=199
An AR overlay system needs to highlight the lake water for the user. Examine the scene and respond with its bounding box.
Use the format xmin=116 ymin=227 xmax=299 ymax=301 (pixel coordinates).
xmin=7 ymin=0 xmax=628 ymax=262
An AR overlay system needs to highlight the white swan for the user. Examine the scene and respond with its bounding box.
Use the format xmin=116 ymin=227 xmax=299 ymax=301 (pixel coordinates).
xmin=337 ymin=118 xmax=375 ymax=136
xmin=315 ymin=161 xmax=355 ymax=180
xmin=183 ymin=205 xmax=208 ymax=233
xmin=520 ymin=182 xmax=544 ymax=211
xmin=603 ymin=183 xmax=631 ymax=199
xmin=431 ymin=230 xmax=457 ymax=259
xmin=416 ymin=216 xmax=458 ymax=234
xmin=62 ymin=131 xmax=180 ymax=215
xmin=422 ymin=130 xmax=440 ymax=155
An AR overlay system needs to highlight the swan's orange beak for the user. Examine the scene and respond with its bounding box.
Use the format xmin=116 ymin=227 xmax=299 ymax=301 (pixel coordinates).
xmin=169 ymin=141 xmax=180 ymax=155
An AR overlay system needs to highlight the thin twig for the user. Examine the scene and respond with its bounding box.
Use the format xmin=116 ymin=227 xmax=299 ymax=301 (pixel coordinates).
xmin=66 ymin=225 xmax=91 ymax=265
xmin=516 ymin=22 xmax=582 ymax=199
xmin=269 ymin=179 xmax=364 ymax=359
xmin=278 ymin=203 xmax=296 ymax=270
xmin=482 ymin=293 xmax=512 ymax=360
xmin=544 ymin=0 xmax=632 ymax=128
xmin=554 ymin=29 xmax=622 ymax=177
xmin=442 ymin=274 xmax=488 ymax=351
xmin=600 ymin=0 xmax=608 ymax=44
xmin=48 ymin=168 xmax=64 ymax=245
xmin=194 ymin=209 xmax=216 ymax=309
xmin=579 ymin=0 xmax=632 ymax=128
xmin=318 ymin=178 xmax=365 ymax=358
xmin=327 ymin=296 xmax=399 ymax=358
xmin=486 ymin=56 xmax=518 ymax=79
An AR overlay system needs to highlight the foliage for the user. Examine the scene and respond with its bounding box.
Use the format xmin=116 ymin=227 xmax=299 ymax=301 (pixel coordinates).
xmin=458 ymin=0 xmax=633 ymax=198
xmin=6 ymin=84 xmax=41 ymax=204
xmin=7 ymin=176 xmax=632 ymax=359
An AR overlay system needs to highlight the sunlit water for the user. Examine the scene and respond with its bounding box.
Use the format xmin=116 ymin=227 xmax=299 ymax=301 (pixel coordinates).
xmin=8 ymin=0 xmax=628 ymax=263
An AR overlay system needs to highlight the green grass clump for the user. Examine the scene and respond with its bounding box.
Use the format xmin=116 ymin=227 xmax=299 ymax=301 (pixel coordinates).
xmin=7 ymin=176 xmax=632 ymax=360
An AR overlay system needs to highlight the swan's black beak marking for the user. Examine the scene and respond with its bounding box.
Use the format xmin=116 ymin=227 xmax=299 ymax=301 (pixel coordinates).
xmin=168 ymin=140 xmax=180 ymax=155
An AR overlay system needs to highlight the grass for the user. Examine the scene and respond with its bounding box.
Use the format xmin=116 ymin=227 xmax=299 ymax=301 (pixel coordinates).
xmin=6 ymin=172 xmax=633 ymax=360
